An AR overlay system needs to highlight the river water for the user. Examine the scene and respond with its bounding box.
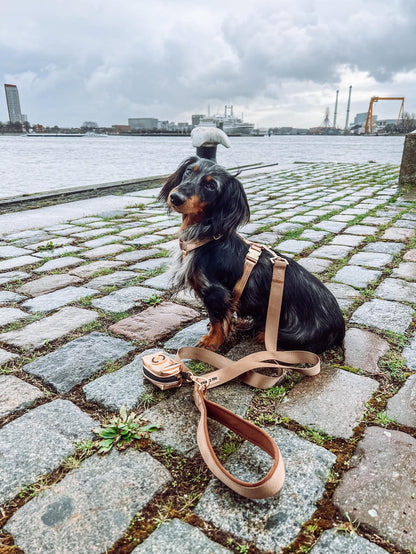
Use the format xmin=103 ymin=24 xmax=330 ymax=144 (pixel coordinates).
xmin=0 ymin=134 xmax=405 ymax=200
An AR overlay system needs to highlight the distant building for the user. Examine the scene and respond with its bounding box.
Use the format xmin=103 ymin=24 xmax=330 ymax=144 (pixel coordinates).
xmin=4 ymin=84 xmax=23 ymax=124
xmin=351 ymin=112 xmax=378 ymax=134
xmin=192 ymin=114 xmax=205 ymax=126
xmin=112 ymin=124 xmax=130 ymax=133
xmin=128 ymin=118 xmax=158 ymax=131
xmin=158 ymin=120 xmax=170 ymax=130
xmin=353 ymin=112 xmax=370 ymax=125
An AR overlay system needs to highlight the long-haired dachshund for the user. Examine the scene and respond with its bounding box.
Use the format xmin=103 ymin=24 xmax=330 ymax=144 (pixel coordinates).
xmin=159 ymin=156 xmax=345 ymax=354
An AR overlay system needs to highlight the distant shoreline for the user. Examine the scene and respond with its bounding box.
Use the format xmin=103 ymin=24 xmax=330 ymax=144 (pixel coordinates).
xmin=0 ymin=132 xmax=410 ymax=138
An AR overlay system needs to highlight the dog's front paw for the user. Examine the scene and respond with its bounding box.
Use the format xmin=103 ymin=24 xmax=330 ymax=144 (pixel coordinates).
xmin=198 ymin=332 xmax=223 ymax=351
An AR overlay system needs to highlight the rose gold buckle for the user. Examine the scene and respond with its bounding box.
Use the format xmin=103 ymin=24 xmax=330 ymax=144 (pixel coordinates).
xmin=246 ymin=244 xmax=262 ymax=264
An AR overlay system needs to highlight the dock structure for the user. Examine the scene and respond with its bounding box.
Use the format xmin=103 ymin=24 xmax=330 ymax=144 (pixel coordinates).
xmin=0 ymin=161 xmax=415 ymax=553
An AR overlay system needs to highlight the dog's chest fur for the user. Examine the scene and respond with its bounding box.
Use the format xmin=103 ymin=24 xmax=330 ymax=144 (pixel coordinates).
xmin=171 ymin=245 xmax=209 ymax=296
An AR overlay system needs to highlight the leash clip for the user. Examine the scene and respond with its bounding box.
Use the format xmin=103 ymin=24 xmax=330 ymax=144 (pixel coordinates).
xmin=185 ymin=371 xmax=208 ymax=391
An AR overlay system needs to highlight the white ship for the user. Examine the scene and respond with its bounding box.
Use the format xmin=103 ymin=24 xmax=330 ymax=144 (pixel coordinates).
xmin=201 ymin=105 xmax=255 ymax=136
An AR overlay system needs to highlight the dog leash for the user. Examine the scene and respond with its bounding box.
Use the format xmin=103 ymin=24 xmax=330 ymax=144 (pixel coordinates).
xmin=142 ymin=239 xmax=320 ymax=499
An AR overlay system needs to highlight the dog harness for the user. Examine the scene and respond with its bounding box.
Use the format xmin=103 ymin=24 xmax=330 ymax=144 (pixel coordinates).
xmin=143 ymin=237 xmax=321 ymax=499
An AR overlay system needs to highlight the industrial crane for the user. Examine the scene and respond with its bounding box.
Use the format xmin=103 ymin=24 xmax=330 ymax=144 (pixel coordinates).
xmin=364 ymin=97 xmax=405 ymax=134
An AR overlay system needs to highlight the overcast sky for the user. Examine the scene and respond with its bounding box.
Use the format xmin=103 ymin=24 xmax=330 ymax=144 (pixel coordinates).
xmin=1 ymin=0 xmax=415 ymax=128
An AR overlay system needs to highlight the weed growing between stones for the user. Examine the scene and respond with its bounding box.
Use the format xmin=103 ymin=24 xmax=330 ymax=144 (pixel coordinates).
xmin=37 ymin=240 xmax=56 ymax=251
xmin=101 ymin=285 xmax=117 ymax=294
xmin=143 ymin=294 xmax=162 ymax=307
xmin=298 ymin=428 xmax=334 ymax=446
xmin=374 ymin=411 xmax=397 ymax=427
xmin=379 ymin=351 xmax=407 ymax=382
xmin=1 ymin=313 xmax=44 ymax=334
xmin=74 ymin=295 xmax=94 ymax=308
xmin=93 ymin=405 xmax=160 ymax=454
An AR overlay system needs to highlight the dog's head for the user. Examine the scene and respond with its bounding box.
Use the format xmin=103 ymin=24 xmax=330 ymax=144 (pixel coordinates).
xmin=159 ymin=156 xmax=250 ymax=237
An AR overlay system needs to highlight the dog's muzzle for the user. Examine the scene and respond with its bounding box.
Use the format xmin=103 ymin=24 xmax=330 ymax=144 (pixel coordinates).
xmin=169 ymin=191 xmax=186 ymax=207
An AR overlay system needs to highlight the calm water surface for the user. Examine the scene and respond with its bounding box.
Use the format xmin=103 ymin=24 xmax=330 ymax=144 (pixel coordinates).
xmin=0 ymin=134 xmax=405 ymax=199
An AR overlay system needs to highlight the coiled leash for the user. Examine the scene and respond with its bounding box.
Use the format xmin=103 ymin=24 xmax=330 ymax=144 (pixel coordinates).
xmin=142 ymin=240 xmax=320 ymax=499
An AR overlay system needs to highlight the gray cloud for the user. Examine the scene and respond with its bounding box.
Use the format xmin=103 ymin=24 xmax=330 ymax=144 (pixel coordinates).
xmin=2 ymin=0 xmax=415 ymax=127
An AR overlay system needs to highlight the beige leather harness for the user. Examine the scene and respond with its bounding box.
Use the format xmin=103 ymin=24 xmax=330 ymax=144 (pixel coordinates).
xmin=143 ymin=238 xmax=321 ymax=499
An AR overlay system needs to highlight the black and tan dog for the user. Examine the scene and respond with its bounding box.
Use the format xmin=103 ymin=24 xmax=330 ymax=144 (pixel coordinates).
xmin=159 ymin=156 xmax=345 ymax=353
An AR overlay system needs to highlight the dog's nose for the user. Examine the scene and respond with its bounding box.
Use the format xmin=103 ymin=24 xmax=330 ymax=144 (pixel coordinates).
xmin=169 ymin=191 xmax=186 ymax=206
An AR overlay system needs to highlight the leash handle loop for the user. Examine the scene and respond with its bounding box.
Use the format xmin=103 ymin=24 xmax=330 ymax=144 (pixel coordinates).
xmin=193 ymin=386 xmax=285 ymax=499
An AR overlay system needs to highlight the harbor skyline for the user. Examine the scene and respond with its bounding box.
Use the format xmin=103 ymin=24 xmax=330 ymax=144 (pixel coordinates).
xmin=2 ymin=1 xmax=416 ymax=129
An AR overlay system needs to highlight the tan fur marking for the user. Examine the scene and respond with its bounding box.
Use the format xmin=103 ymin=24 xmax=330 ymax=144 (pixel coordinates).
xmin=171 ymin=195 xmax=206 ymax=229
xmin=198 ymin=322 xmax=225 ymax=351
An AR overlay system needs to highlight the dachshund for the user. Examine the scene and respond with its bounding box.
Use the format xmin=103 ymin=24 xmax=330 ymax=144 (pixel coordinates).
xmin=159 ymin=156 xmax=345 ymax=354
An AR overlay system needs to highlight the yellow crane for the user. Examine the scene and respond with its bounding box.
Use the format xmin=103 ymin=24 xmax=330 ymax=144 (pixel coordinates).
xmin=365 ymin=97 xmax=405 ymax=134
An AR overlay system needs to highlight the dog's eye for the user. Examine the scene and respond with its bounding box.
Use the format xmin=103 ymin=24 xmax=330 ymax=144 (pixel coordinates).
xmin=204 ymin=178 xmax=216 ymax=191
xmin=185 ymin=167 xmax=193 ymax=176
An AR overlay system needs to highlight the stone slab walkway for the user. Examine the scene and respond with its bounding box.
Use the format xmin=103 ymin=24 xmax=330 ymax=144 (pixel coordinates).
xmin=1 ymin=161 xmax=415 ymax=553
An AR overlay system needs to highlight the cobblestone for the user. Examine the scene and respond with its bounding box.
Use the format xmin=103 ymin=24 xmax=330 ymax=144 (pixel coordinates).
xmin=392 ymin=261 xmax=416 ymax=280
xmin=0 ymin=400 xmax=95 ymax=504
xmin=325 ymin=282 xmax=361 ymax=310
xmin=310 ymin=529 xmax=388 ymax=553
xmin=348 ymin=252 xmax=393 ymax=268
xmin=17 ymin=273 xmax=82 ymax=296
xmin=5 ymin=450 xmax=172 ymax=554
xmin=21 ymin=286 xmax=99 ymax=313
xmin=34 ymin=256 xmax=84 ymax=273
xmin=109 ymin=302 xmax=200 ymax=342
xmin=333 ymin=427 xmax=416 ymax=551
xmin=68 ymin=259 xmax=125 ymax=277
xmin=0 ymin=270 xmax=30 ymax=285
xmin=402 ymin=334 xmax=416 ymax=369
xmin=309 ymin=244 xmax=353 ymax=260
xmin=0 ymin=292 xmax=26 ymax=305
xmin=374 ymin=277 xmax=416 ymax=303
xmin=0 ymin=255 xmax=39 ymax=271
xmin=350 ymin=298 xmax=414 ymax=333
xmin=83 ymin=350 xmax=157 ymax=410
xmin=0 ymin=306 xmax=98 ymax=349
xmin=0 ymin=307 xmax=30 ymax=327
xmin=333 ymin=265 xmax=382 ymax=288
xmin=143 ymin=383 xmax=254 ymax=455
xmin=276 ymin=367 xmax=378 ymax=439
xmin=0 ymin=347 xmax=19 ymax=365
xmin=386 ymin=374 xmax=416 ymax=427
xmin=0 ymin=375 xmax=44 ymax=418
xmin=91 ymin=285 xmax=160 ymax=312
xmin=132 ymin=519 xmax=231 ymax=553
xmin=344 ymin=328 xmax=390 ymax=374
xmin=22 ymin=332 xmax=134 ymax=393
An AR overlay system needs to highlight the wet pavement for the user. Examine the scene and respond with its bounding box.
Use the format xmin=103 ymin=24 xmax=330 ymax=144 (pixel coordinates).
xmin=0 ymin=161 xmax=415 ymax=553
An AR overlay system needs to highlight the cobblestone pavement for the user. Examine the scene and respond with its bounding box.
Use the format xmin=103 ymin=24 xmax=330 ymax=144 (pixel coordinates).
xmin=1 ymin=162 xmax=416 ymax=553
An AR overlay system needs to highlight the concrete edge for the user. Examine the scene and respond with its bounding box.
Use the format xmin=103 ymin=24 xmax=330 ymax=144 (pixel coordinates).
xmin=0 ymin=175 xmax=168 ymax=215
xmin=0 ymin=162 xmax=282 ymax=215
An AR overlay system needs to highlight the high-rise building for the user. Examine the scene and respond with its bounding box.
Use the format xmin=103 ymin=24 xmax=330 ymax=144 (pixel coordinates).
xmin=4 ymin=84 xmax=23 ymax=124
xmin=128 ymin=118 xmax=158 ymax=130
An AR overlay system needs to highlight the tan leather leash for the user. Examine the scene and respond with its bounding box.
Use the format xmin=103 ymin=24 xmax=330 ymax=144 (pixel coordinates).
xmin=142 ymin=239 xmax=321 ymax=499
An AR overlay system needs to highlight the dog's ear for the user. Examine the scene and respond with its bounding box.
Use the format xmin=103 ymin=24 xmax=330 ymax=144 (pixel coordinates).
xmin=210 ymin=175 xmax=250 ymax=237
xmin=158 ymin=156 xmax=199 ymax=203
